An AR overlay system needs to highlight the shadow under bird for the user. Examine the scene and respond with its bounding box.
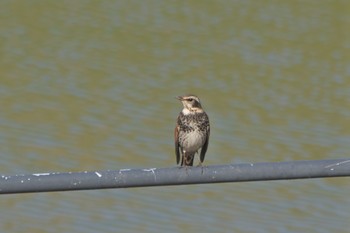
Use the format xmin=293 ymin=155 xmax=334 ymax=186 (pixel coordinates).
xmin=174 ymin=94 xmax=210 ymax=167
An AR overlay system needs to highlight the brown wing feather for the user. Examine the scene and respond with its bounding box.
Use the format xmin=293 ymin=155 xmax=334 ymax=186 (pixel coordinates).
xmin=174 ymin=124 xmax=180 ymax=164
xmin=199 ymin=126 xmax=210 ymax=163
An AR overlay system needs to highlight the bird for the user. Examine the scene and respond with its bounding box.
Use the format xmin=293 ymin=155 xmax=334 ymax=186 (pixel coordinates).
xmin=174 ymin=94 xmax=210 ymax=167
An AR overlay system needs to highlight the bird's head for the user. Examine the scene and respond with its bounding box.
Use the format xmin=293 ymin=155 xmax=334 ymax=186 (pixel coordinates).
xmin=176 ymin=94 xmax=203 ymax=114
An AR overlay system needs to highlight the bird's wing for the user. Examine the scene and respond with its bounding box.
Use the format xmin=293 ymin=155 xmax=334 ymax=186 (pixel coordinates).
xmin=174 ymin=123 xmax=180 ymax=164
xmin=200 ymin=124 xmax=210 ymax=163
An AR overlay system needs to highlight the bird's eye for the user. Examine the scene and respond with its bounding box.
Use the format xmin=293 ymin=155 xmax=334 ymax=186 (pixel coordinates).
xmin=187 ymin=98 xmax=193 ymax=101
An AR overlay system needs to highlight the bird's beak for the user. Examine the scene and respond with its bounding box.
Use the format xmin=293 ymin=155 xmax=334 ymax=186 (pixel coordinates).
xmin=176 ymin=96 xmax=183 ymax=101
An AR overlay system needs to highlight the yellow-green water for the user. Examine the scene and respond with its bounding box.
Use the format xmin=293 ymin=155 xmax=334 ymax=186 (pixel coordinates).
xmin=1 ymin=1 xmax=349 ymax=232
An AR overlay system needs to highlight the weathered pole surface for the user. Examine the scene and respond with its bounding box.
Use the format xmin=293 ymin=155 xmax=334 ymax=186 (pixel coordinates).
xmin=1 ymin=158 xmax=349 ymax=194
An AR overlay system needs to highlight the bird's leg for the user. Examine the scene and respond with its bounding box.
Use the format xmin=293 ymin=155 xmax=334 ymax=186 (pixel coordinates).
xmin=179 ymin=152 xmax=189 ymax=175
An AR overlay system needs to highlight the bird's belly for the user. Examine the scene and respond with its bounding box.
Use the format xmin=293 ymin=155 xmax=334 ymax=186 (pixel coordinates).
xmin=180 ymin=131 xmax=205 ymax=153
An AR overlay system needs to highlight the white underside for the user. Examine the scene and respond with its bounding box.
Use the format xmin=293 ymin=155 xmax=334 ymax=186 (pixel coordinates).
xmin=181 ymin=131 xmax=205 ymax=154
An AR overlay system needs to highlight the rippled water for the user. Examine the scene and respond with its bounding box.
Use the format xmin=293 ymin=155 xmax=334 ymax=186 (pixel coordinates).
xmin=1 ymin=1 xmax=349 ymax=233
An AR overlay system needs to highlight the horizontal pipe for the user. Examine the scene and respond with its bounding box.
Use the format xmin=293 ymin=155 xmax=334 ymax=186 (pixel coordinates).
xmin=1 ymin=158 xmax=349 ymax=194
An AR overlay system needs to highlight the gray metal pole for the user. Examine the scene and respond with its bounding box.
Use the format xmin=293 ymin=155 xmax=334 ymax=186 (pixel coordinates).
xmin=1 ymin=158 xmax=349 ymax=194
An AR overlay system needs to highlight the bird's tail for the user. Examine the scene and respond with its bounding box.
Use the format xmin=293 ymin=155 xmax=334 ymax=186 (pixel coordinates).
xmin=181 ymin=153 xmax=194 ymax=166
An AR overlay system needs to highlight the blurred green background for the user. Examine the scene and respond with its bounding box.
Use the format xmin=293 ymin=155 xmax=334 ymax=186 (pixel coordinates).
xmin=1 ymin=1 xmax=349 ymax=232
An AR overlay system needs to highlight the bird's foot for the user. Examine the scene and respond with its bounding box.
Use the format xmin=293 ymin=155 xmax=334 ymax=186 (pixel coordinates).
xmin=178 ymin=165 xmax=190 ymax=175
xmin=196 ymin=162 xmax=205 ymax=174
